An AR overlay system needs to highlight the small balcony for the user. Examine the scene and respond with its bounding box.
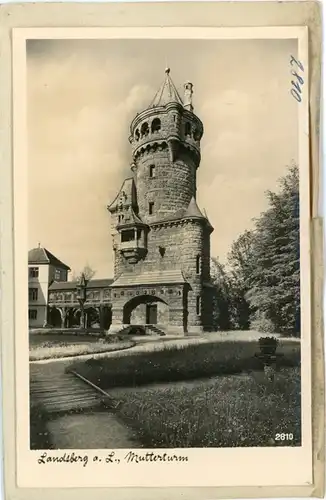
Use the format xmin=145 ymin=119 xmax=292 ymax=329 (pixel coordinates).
xmin=119 ymin=228 xmax=147 ymax=264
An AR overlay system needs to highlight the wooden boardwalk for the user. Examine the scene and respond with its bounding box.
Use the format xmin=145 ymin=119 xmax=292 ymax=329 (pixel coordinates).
xmin=29 ymin=360 xmax=142 ymax=448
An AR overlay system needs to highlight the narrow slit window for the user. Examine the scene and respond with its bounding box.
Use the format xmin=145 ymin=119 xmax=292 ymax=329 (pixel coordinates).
xmin=196 ymin=296 xmax=201 ymax=316
xmin=196 ymin=255 xmax=201 ymax=274
xmin=149 ymin=165 xmax=155 ymax=178
xmin=149 ymin=202 xmax=154 ymax=215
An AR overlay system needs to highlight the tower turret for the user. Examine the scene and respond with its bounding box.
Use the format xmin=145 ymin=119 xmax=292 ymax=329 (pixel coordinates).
xmin=128 ymin=69 xmax=204 ymax=223
xmin=108 ymin=69 xmax=214 ymax=335
xmin=183 ymin=81 xmax=193 ymax=112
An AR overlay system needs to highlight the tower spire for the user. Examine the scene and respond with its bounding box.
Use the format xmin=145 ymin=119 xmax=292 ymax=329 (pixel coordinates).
xmin=149 ymin=68 xmax=183 ymax=108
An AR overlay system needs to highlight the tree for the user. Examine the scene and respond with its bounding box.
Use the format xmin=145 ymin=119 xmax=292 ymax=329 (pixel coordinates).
xmin=210 ymin=257 xmax=233 ymax=330
xmin=72 ymin=264 xmax=96 ymax=283
xmin=227 ymin=230 xmax=256 ymax=329
xmin=246 ymin=164 xmax=300 ymax=335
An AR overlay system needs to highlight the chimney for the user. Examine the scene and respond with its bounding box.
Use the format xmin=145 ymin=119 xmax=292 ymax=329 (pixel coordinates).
xmin=184 ymin=81 xmax=193 ymax=112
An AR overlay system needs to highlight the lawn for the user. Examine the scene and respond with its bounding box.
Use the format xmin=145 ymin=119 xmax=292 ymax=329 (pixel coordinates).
xmin=30 ymin=401 xmax=55 ymax=449
xmin=30 ymin=336 xmax=135 ymax=361
xmin=110 ymin=367 xmax=301 ymax=447
xmin=70 ymin=337 xmax=300 ymax=388
xmin=68 ymin=337 xmax=301 ymax=448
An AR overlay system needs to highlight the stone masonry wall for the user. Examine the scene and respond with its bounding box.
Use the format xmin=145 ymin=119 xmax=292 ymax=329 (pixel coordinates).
xmin=112 ymin=219 xmax=211 ymax=331
xmin=135 ymin=147 xmax=197 ymax=224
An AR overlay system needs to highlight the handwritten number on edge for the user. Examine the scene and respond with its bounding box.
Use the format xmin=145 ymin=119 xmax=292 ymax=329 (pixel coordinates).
xmin=290 ymin=55 xmax=304 ymax=103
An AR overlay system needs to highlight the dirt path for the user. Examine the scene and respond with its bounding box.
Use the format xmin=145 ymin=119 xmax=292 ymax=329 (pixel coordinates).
xmin=46 ymin=410 xmax=141 ymax=449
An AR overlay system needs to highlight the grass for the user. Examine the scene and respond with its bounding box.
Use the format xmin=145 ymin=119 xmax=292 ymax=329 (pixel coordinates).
xmin=110 ymin=367 xmax=301 ymax=447
xmin=30 ymin=402 xmax=55 ymax=449
xmin=70 ymin=338 xmax=300 ymax=389
xmin=29 ymin=338 xmax=135 ymax=361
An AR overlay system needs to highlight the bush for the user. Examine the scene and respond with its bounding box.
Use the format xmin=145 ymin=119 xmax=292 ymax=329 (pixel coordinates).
xmin=258 ymin=336 xmax=279 ymax=356
xmin=250 ymin=313 xmax=277 ymax=334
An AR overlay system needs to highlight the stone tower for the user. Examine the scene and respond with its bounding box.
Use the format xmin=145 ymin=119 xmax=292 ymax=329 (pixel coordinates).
xmin=108 ymin=69 xmax=214 ymax=335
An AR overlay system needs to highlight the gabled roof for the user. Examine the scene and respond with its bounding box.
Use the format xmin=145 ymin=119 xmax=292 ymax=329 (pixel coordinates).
xmin=49 ymin=278 xmax=113 ymax=291
xmin=28 ymin=247 xmax=71 ymax=271
xmin=149 ymin=68 xmax=184 ymax=108
xmin=117 ymin=207 xmax=147 ymax=229
xmin=107 ymin=177 xmax=137 ymax=212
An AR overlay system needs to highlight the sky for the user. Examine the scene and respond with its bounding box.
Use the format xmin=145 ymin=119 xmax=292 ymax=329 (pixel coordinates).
xmin=27 ymin=37 xmax=298 ymax=278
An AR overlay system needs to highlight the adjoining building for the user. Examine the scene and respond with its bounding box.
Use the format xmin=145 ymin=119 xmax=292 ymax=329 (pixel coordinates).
xmin=28 ymin=246 xmax=112 ymax=329
xmin=108 ymin=69 xmax=214 ymax=335
xmin=47 ymin=279 xmax=112 ymax=329
xmin=28 ymin=245 xmax=71 ymax=327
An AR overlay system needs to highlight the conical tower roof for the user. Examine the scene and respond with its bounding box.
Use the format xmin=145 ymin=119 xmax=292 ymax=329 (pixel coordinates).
xmin=184 ymin=196 xmax=206 ymax=218
xmin=149 ymin=68 xmax=184 ymax=108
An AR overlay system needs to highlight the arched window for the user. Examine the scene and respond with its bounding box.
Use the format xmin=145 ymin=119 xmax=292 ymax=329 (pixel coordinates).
xmin=151 ymin=118 xmax=161 ymax=133
xmin=185 ymin=122 xmax=191 ymax=137
xmin=141 ymin=122 xmax=149 ymax=137
xmin=193 ymin=127 xmax=201 ymax=141
xmin=135 ymin=129 xmax=140 ymax=141
xmin=196 ymin=255 xmax=201 ymax=274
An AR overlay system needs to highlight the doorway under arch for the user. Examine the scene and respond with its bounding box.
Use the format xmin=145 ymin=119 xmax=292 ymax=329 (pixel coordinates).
xmin=85 ymin=306 xmax=100 ymax=328
xmin=48 ymin=307 xmax=62 ymax=327
xmin=123 ymin=295 xmax=169 ymax=325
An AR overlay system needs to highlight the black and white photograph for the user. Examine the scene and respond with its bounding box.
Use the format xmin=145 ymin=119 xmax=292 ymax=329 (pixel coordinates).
xmin=7 ymin=20 xmax=317 ymax=491
xmin=26 ymin=34 xmax=304 ymax=451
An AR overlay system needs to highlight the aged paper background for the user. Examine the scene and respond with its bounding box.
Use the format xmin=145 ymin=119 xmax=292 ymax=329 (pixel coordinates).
xmin=0 ymin=2 xmax=323 ymax=500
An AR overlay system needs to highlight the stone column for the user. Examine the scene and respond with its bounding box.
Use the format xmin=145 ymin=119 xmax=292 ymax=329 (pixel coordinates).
xmin=109 ymin=304 xmax=124 ymax=334
xmin=61 ymin=308 xmax=67 ymax=329
xmin=99 ymin=305 xmax=104 ymax=329
xmin=168 ymin=307 xmax=185 ymax=335
xmin=42 ymin=306 xmax=49 ymax=327
xmin=187 ymin=285 xmax=204 ymax=334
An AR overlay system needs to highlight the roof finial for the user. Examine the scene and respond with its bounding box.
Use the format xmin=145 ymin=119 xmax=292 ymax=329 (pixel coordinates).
xmin=38 ymin=242 xmax=41 ymax=248
xmin=165 ymin=67 xmax=170 ymax=75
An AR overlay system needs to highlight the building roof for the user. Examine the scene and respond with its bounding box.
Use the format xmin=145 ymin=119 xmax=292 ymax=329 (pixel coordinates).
xmin=28 ymin=247 xmax=71 ymax=270
xmin=117 ymin=207 xmax=147 ymax=229
xmin=107 ymin=177 xmax=137 ymax=212
xmin=149 ymin=68 xmax=184 ymax=108
xmin=150 ymin=197 xmax=213 ymax=231
xmin=183 ymin=196 xmax=206 ymax=218
xmin=49 ymin=278 xmax=113 ymax=291
xmin=112 ymin=269 xmax=186 ymax=287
